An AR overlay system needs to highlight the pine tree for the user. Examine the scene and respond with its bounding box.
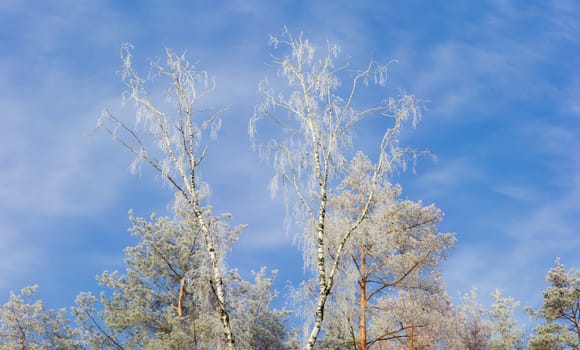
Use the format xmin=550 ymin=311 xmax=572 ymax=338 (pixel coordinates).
xmin=73 ymin=199 xmax=289 ymax=349
xmin=527 ymin=259 xmax=579 ymax=350
xmin=0 ymin=285 xmax=82 ymax=350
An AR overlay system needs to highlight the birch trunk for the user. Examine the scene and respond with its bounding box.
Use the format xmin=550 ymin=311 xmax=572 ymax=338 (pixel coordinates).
xmin=305 ymin=144 xmax=329 ymax=350
xmin=193 ymin=204 xmax=236 ymax=349
xmin=306 ymin=289 xmax=330 ymax=350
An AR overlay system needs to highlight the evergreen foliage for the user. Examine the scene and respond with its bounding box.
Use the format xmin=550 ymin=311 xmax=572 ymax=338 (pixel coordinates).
xmin=527 ymin=260 xmax=579 ymax=350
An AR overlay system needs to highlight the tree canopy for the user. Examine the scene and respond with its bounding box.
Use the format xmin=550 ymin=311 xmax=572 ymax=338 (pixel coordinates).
xmin=1 ymin=31 xmax=577 ymax=350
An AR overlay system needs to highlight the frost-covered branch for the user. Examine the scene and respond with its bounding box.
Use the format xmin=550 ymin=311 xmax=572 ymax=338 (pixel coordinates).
xmin=250 ymin=29 xmax=426 ymax=349
xmin=99 ymin=44 xmax=237 ymax=349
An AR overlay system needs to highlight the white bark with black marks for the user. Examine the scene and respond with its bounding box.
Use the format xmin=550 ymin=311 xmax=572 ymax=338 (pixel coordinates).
xmin=250 ymin=28 xmax=425 ymax=349
xmin=99 ymin=44 xmax=237 ymax=349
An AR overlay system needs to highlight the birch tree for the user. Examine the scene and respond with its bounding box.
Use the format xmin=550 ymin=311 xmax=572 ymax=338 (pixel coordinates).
xmin=250 ymin=29 xmax=425 ymax=349
xmin=98 ymin=45 xmax=238 ymax=348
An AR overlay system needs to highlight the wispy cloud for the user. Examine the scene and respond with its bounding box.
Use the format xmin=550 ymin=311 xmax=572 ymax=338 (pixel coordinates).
xmin=436 ymin=117 xmax=580 ymax=316
xmin=491 ymin=185 xmax=537 ymax=202
xmin=0 ymin=1 xmax=577 ymax=328
xmin=0 ymin=227 xmax=46 ymax=290
xmin=445 ymin=168 xmax=580 ymax=309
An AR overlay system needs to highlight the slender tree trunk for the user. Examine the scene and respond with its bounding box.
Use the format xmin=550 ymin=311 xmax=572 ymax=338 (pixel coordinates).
xmin=306 ymin=288 xmax=330 ymax=350
xmin=193 ymin=205 xmax=236 ymax=350
xmin=186 ymin=165 xmax=236 ymax=349
xmin=358 ymin=193 xmax=368 ymax=350
xmin=305 ymin=138 xmax=330 ymax=350
xmin=305 ymin=191 xmax=329 ymax=350
xmin=177 ymin=278 xmax=185 ymax=317
xmin=359 ymin=252 xmax=367 ymax=350
xmin=574 ymin=308 xmax=580 ymax=347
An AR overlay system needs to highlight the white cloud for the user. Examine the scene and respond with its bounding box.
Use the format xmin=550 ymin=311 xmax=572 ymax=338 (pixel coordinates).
xmin=0 ymin=92 xmax=128 ymax=217
xmin=408 ymin=156 xmax=485 ymax=203
xmin=507 ymin=172 xmax=580 ymax=243
xmin=442 ymin=118 xmax=580 ymax=317
xmin=492 ymin=185 xmax=537 ymax=202
xmin=446 ymin=169 xmax=580 ymax=310
xmin=0 ymin=227 xmax=46 ymax=291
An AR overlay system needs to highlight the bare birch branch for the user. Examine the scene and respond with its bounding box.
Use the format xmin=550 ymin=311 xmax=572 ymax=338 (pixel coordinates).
xmin=250 ymin=30 xmax=427 ymax=349
xmin=99 ymin=44 xmax=237 ymax=349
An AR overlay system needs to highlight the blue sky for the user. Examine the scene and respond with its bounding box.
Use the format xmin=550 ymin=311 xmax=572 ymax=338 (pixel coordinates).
xmin=1 ymin=0 xmax=578 ymax=329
